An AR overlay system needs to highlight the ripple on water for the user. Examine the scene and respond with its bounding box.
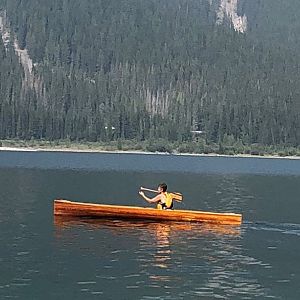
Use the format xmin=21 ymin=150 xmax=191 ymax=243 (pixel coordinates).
xmin=77 ymin=281 xmax=97 ymax=285
xmin=248 ymin=221 xmax=300 ymax=237
xmin=16 ymin=251 xmax=30 ymax=256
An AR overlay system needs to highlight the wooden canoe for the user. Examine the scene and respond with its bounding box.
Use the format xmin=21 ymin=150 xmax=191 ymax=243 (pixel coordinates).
xmin=54 ymin=199 xmax=242 ymax=225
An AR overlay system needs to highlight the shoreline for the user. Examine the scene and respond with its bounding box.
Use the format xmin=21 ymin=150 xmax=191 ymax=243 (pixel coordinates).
xmin=1 ymin=145 xmax=300 ymax=160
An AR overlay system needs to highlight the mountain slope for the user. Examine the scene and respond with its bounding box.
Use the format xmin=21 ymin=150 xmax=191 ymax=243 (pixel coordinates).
xmin=0 ymin=0 xmax=299 ymax=147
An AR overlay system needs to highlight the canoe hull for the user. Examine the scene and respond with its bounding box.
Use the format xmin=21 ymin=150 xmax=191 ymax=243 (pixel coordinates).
xmin=54 ymin=200 xmax=242 ymax=225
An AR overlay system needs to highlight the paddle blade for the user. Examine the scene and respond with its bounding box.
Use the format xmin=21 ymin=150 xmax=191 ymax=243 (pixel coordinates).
xmin=171 ymin=193 xmax=183 ymax=202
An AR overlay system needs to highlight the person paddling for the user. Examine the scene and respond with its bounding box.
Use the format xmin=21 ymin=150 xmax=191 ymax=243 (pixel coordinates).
xmin=139 ymin=183 xmax=174 ymax=210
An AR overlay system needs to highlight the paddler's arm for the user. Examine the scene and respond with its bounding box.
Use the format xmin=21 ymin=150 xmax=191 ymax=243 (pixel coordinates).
xmin=139 ymin=191 xmax=161 ymax=203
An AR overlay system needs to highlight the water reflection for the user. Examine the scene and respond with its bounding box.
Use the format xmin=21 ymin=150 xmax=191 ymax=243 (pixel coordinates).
xmin=54 ymin=216 xmax=241 ymax=237
xmin=53 ymin=217 xmax=275 ymax=298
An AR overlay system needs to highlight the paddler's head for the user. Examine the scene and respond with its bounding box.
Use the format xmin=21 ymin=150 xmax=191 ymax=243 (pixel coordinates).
xmin=158 ymin=183 xmax=167 ymax=193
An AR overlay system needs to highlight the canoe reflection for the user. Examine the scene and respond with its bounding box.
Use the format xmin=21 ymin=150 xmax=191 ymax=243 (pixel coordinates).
xmin=54 ymin=216 xmax=241 ymax=237
xmin=54 ymin=216 xmax=243 ymax=290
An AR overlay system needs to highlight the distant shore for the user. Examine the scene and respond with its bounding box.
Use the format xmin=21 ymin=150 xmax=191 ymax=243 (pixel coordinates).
xmin=1 ymin=145 xmax=300 ymax=160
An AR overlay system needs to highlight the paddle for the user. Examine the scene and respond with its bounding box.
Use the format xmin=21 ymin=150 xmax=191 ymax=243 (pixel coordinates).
xmin=140 ymin=187 xmax=183 ymax=202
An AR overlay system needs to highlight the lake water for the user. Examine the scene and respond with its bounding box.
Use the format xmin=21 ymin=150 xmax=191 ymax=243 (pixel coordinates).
xmin=1 ymin=151 xmax=300 ymax=299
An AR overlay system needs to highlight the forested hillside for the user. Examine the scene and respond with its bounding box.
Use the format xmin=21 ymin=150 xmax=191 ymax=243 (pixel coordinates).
xmin=0 ymin=0 xmax=299 ymax=152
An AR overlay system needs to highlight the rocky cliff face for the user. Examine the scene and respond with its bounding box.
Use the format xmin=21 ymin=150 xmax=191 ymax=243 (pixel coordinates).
xmin=214 ymin=0 xmax=247 ymax=33
xmin=0 ymin=11 xmax=10 ymax=48
xmin=0 ymin=10 xmax=36 ymax=91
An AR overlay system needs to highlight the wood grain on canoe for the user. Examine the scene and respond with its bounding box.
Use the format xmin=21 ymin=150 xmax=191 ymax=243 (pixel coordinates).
xmin=54 ymin=199 xmax=242 ymax=225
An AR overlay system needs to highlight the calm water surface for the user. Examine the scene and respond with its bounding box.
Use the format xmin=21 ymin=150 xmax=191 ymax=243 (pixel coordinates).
xmin=1 ymin=151 xmax=300 ymax=299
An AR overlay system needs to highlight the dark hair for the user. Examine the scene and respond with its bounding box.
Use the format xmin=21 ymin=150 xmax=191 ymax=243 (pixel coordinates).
xmin=158 ymin=183 xmax=167 ymax=192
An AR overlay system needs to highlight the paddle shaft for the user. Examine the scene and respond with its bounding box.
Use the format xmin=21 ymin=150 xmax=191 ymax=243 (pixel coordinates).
xmin=140 ymin=187 xmax=159 ymax=193
xmin=140 ymin=187 xmax=182 ymax=197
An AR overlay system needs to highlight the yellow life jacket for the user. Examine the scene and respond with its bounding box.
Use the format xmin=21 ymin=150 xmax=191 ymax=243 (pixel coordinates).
xmin=157 ymin=192 xmax=173 ymax=210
